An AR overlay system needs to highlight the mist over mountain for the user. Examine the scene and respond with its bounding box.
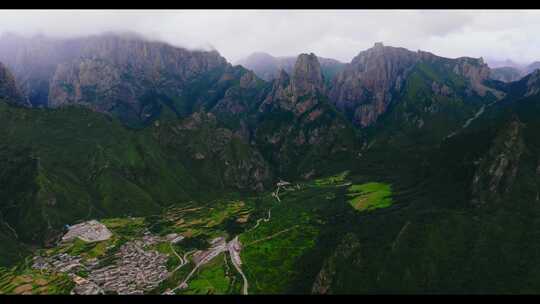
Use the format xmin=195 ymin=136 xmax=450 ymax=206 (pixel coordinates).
xmin=1 ymin=26 xmax=540 ymax=295
xmin=486 ymin=58 xmax=540 ymax=83
xmin=236 ymin=52 xmax=345 ymax=83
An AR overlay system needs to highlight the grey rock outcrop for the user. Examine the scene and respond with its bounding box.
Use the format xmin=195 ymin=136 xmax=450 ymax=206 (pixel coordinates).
xmin=291 ymin=53 xmax=325 ymax=97
xmin=156 ymin=111 xmax=272 ymax=192
xmin=329 ymin=43 xmax=420 ymax=127
xmin=329 ymin=43 xmax=500 ymax=127
xmin=525 ymin=70 xmax=540 ymax=97
xmin=236 ymin=52 xmax=345 ymax=82
xmin=0 ymin=33 xmax=230 ymax=126
xmin=254 ymin=53 xmax=359 ymax=179
xmin=471 ymin=117 xmax=525 ymax=206
xmin=312 ymin=233 xmax=361 ymax=294
xmin=260 ymin=53 xmax=325 ymax=116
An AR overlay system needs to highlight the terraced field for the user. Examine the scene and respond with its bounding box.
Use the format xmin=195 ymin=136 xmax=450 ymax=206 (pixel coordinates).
xmin=0 ymin=263 xmax=74 ymax=295
xmin=347 ymin=182 xmax=393 ymax=212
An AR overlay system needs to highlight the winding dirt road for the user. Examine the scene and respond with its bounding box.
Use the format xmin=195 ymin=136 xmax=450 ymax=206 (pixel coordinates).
xmin=171 ymin=181 xmax=287 ymax=295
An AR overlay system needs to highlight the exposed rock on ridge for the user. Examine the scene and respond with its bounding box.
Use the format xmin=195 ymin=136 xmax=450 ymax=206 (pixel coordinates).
xmin=0 ymin=33 xmax=231 ymax=126
xmin=329 ymin=43 xmax=420 ymax=127
xmin=471 ymin=117 xmax=525 ymax=205
xmin=236 ymin=51 xmax=345 ymax=82
xmin=330 ymin=43 xmax=501 ymax=127
xmin=260 ymin=53 xmax=325 ymax=116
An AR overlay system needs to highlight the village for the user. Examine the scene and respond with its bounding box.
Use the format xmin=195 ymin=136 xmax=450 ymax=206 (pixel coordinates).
xmin=32 ymin=221 xmax=172 ymax=295
xmin=85 ymin=238 xmax=169 ymax=295
xmin=29 ymin=217 xmax=249 ymax=295
xmin=28 ymin=179 xmax=296 ymax=295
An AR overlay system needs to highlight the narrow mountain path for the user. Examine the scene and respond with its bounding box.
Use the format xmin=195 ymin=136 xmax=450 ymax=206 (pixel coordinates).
xmin=171 ymin=180 xmax=288 ymax=294
xmin=170 ymin=243 xmax=183 ymax=264
xmin=446 ymin=101 xmax=497 ymax=139
xmin=232 ymin=255 xmax=248 ymax=295
xmin=248 ymin=208 xmax=272 ymax=232
xmin=245 ymin=226 xmax=299 ymax=247
xmin=228 ymin=236 xmax=248 ymax=295
xmin=169 ymin=243 xmax=188 ymax=273
xmin=462 ymin=105 xmax=486 ymax=129
xmin=172 ymin=241 xmax=229 ymax=293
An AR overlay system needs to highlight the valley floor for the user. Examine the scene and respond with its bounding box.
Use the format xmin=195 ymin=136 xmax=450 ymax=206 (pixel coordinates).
xmin=0 ymin=172 xmax=393 ymax=295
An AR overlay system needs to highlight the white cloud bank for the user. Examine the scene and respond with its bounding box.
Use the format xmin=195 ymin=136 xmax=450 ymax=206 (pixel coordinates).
xmin=0 ymin=10 xmax=539 ymax=65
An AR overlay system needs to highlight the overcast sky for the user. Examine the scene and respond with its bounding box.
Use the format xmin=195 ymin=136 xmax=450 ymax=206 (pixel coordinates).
xmin=0 ymin=10 xmax=539 ymax=65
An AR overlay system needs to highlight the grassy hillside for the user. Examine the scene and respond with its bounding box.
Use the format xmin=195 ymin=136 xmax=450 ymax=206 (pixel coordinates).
xmin=0 ymin=100 xmax=271 ymax=266
xmin=303 ymin=76 xmax=540 ymax=294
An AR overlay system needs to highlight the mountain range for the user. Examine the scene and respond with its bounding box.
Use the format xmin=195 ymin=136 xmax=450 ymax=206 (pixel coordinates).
xmin=235 ymin=51 xmax=346 ymax=83
xmin=2 ymin=32 xmax=540 ymax=294
xmin=487 ymin=59 xmax=540 ymax=82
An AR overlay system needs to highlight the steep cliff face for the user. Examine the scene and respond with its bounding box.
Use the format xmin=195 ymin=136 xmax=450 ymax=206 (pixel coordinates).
xmin=236 ymin=52 xmax=345 ymax=82
xmin=415 ymin=51 xmax=494 ymax=96
xmin=0 ymin=59 xmax=275 ymax=252
xmin=154 ymin=111 xmax=273 ymax=192
xmin=48 ymin=58 xmax=123 ymax=110
xmin=329 ymin=43 xmax=420 ymax=127
xmin=0 ymin=33 xmax=84 ymax=107
xmin=524 ymin=70 xmax=540 ymax=97
xmin=436 ymin=55 xmax=501 ymax=99
xmin=0 ymin=62 xmax=25 ymax=105
xmin=471 ymin=118 xmax=525 ymax=205
xmin=210 ymin=68 xmax=270 ymax=136
xmin=311 ymin=233 xmax=361 ymax=294
xmin=291 ymin=53 xmax=325 ymax=97
xmin=329 ymin=43 xmax=499 ymax=127
xmin=307 ymin=79 xmax=540 ymax=294
xmin=255 ymin=54 xmax=359 ymax=179
xmin=260 ymin=53 xmax=325 ymax=116
xmin=463 ymin=72 xmax=540 ymax=206
xmin=47 ymin=34 xmax=231 ymax=127
xmin=0 ymin=33 xmax=236 ymax=127
xmin=499 ymin=70 xmax=540 ymax=101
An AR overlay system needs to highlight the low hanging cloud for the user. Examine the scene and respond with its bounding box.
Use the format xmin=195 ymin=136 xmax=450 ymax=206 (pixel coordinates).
xmin=0 ymin=10 xmax=539 ymax=65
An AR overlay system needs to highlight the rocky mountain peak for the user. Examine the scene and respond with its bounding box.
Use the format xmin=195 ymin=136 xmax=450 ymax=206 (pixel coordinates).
xmin=351 ymin=43 xmax=418 ymax=67
xmin=237 ymin=51 xmax=345 ymax=83
xmin=259 ymin=54 xmax=326 ymax=116
xmin=471 ymin=116 xmax=525 ymax=206
xmin=277 ymin=68 xmax=291 ymax=86
xmin=330 ymin=44 xmax=420 ymax=127
xmin=239 ymin=70 xmax=259 ymax=89
xmin=330 ymin=43 xmax=505 ymax=127
xmin=373 ymin=42 xmax=384 ymax=50
xmin=0 ymin=33 xmax=234 ymax=126
xmin=453 ymin=56 xmax=502 ymax=98
xmin=291 ymin=53 xmax=324 ymax=97
xmin=525 ymin=69 xmax=540 ymax=97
